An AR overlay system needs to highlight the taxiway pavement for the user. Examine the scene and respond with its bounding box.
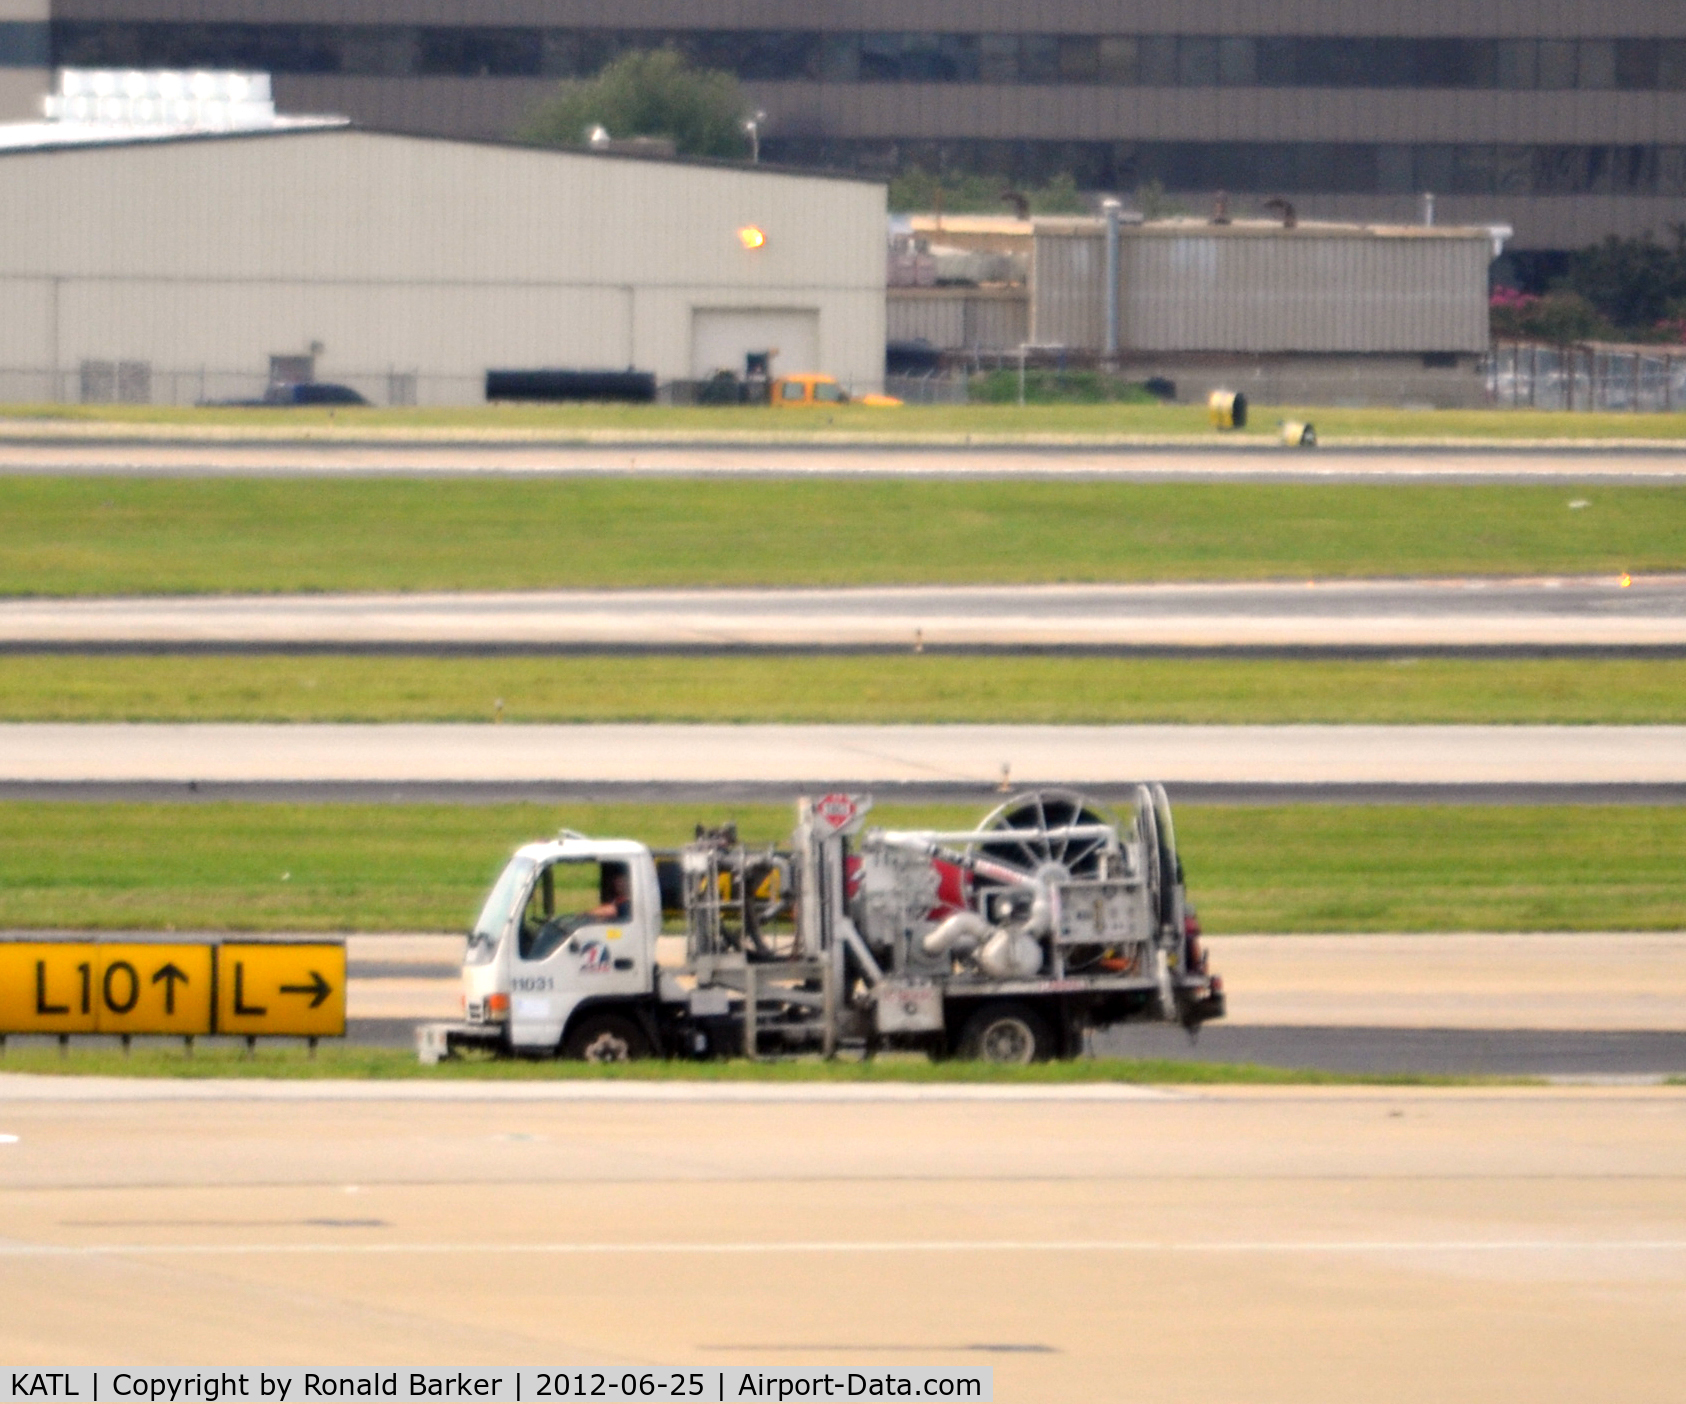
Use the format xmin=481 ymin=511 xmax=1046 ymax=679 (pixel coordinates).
xmin=1 ymin=722 xmax=1681 ymax=784
xmin=1 ymin=1078 xmax=1681 ymax=1401
xmin=4 ymin=437 xmax=1686 ymax=481
xmin=5 ymin=577 xmax=1682 ymax=651
xmin=340 ymin=932 xmax=1686 ymax=1035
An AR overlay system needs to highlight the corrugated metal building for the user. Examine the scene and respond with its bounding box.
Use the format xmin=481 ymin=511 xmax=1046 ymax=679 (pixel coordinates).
xmin=1032 ymin=218 xmax=1493 ymax=354
xmin=886 ymin=287 xmax=1027 ymax=353
xmin=0 ymin=126 xmax=887 ymax=404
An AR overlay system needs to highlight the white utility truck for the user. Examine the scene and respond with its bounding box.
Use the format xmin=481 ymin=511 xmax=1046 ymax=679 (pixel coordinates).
xmin=419 ymin=787 xmax=1223 ymax=1065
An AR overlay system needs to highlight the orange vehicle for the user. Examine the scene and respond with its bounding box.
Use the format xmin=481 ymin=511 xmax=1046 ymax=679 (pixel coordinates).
xmin=770 ymin=372 xmax=901 ymax=408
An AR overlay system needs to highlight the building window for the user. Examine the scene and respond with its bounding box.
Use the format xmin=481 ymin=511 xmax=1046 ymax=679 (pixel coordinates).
xmin=1018 ymin=36 xmax=1060 ymax=84
xmin=1137 ymin=36 xmax=1178 ymax=86
xmin=44 ymin=22 xmax=1686 ymax=91
xmin=1577 ymin=40 xmax=1617 ymax=89
xmin=341 ymin=27 xmax=418 ymax=77
xmin=1176 ymin=37 xmax=1219 ymax=87
xmin=771 ymin=136 xmax=1685 ymax=198
xmin=1496 ymin=41 xmax=1537 ymax=89
xmin=1537 ymin=41 xmax=1578 ymax=89
xmin=1660 ymin=43 xmax=1686 ymax=91
xmin=417 ymin=28 xmax=543 ymax=78
xmin=977 ymin=34 xmax=1016 ymax=83
xmin=1217 ymin=38 xmax=1256 ymax=86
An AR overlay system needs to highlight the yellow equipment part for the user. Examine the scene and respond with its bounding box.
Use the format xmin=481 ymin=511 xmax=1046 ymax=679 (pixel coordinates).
xmin=1208 ymin=388 xmax=1248 ymax=429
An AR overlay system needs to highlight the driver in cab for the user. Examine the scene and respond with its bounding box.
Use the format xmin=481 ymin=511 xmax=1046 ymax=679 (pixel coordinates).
xmin=587 ymin=868 xmax=632 ymax=922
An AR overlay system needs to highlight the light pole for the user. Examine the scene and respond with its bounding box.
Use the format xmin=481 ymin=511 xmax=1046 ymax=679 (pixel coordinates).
xmin=1101 ymin=197 xmax=1122 ymax=360
xmin=744 ymin=110 xmax=766 ymax=163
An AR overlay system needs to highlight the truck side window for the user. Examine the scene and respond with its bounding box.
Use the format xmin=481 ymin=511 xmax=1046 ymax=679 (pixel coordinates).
xmin=780 ymin=380 xmax=807 ymax=401
xmin=518 ymin=860 xmax=633 ymax=961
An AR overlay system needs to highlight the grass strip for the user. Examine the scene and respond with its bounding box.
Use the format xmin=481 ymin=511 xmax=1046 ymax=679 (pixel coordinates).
xmin=4 ymin=654 xmax=1686 ymax=724
xmin=0 ymin=1042 xmax=1491 ymax=1085
xmin=9 ymin=400 xmax=1686 ymax=442
xmin=0 ymin=478 xmax=1679 ymax=595
xmin=0 ymin=802 xmax=1680 ymax=935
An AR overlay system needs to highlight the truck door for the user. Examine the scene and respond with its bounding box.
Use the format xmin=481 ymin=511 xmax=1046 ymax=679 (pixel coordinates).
xmin=508 ymin=857 xmax=650 ymax=1050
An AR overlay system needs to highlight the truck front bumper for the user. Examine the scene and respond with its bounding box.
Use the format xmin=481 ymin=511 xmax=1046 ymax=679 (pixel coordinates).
xmin=416 ymin=1020 xmax=506 ymax=1064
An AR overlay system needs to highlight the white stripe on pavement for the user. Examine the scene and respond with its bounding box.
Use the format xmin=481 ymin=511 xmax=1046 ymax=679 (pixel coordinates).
xmin=0 ymin=723 xmax=1681 ymax=784
xmin=1 ymin=579 xmax=1681 ymax=648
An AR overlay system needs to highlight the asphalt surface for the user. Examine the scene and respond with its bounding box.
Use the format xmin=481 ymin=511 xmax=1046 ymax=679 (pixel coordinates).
xmin=2 ymin=722 xmax=1681 ymax=784
xmin=4 ymin=437 xmax=1686 ymax=481
xmin=2 ymin=1078 xmax=1682 ymax=1400
xmin=5 ymin=577 xmax=1683 ymax=652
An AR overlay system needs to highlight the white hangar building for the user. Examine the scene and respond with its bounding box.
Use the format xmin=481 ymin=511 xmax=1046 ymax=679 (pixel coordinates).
xmin=0 ymin=121 xmax=888 ymax=405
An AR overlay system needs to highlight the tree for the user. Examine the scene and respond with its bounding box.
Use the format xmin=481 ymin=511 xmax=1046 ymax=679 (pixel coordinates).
xmin=1522 ymin=291 xmax=1609 ymax=345
xmin=1563 ymin=229 xmax=1686 ymax=332
xmin=520 ymin=49 xmax=752 ymax=160
xmin=886 ymin=166 xmax=1087 ymax=215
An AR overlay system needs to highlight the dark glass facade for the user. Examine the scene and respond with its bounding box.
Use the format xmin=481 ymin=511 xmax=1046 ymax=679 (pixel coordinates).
xmin=761 ymin=140 xmax=1686 ymax=199
xmin=46 ymin=26 xmax=1686 ymax=90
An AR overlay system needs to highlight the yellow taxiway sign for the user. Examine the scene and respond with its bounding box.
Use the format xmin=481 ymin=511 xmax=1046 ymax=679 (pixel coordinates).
xmin=216 ymin=942 xmax=346 ymax=1038
xmin=0 ymin=939 xmax=343 ymax=1038
xmin=0 ymin=942 xmax=215 ymax=1035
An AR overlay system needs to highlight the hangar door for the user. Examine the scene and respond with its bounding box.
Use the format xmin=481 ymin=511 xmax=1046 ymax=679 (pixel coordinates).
xmin=691 ymin=308 xmax=819 ymax=379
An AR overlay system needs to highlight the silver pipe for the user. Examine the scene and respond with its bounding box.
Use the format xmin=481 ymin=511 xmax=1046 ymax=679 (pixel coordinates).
xmin=870 ymin=825 xmax=1118 ymax=847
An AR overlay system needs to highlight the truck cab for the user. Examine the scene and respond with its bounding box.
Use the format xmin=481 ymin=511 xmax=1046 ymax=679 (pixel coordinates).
xmin=770 ymin=373 xmax=902 ymax=408
xmin=461 ymin=837 xmax=661 ymax=1055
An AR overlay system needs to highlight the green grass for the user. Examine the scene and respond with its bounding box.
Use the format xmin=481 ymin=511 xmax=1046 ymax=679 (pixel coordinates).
xmin=6 ymin=654 xmax=1686 ymax=724
xmin=7 ymin=400 xmax=1686 ymax=442
xmin=1 ymin=478 xmax=1680 ymax=595
xmin=0 ymin=1041 xmax=1486 ymax=1085
xmin=0 ymin=802 xmax=1679 ymax=935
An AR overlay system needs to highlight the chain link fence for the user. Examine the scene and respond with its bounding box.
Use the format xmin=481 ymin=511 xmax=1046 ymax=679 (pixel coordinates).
xmin=1484 ymin=341 xmax=1686 ymax=413
xmin=0 ymin=365 xmax=455 ymax=407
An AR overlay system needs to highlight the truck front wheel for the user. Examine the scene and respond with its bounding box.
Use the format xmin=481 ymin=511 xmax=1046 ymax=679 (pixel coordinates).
xmin=956 ymin=1002 xmax=1053 ymax=1064
xmin=562 ymin=1012 xmax=651 ymax=1062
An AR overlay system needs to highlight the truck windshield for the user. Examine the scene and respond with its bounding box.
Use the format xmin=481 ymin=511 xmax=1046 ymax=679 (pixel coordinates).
xmin=465 ymin=854 xmax=536 ymax=965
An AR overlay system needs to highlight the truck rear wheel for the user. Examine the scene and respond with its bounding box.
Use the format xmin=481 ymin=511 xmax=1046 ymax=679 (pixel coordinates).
xmin=956 ymin=1002 xmax=1053 ymax=1064
xmin=562 ymin=1012 xmax=651 ymax=1063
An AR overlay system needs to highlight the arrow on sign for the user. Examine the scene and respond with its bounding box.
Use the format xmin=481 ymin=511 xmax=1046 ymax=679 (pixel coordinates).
xmin=280 ymin=971 xmax=333 ymax=1009
xmin=151 ymin=962 xmax=189 ymax=1014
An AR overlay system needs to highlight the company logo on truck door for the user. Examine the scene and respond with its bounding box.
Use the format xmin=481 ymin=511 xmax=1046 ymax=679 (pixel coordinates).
xmin=576 ymin=939 xmax=612 ymax=974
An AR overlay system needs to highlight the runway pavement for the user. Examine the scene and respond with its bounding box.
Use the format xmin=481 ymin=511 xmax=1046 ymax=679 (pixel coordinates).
xmin=2 ymin=722 xmax=1682 ymax=784
xmin=6 ymin=577 xmax=1682 ymax=651
xmin=1 ymin=1077 xmax=1682 ymax=1400
xmin=4 ymin=436 xmax=1686 ymax=480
